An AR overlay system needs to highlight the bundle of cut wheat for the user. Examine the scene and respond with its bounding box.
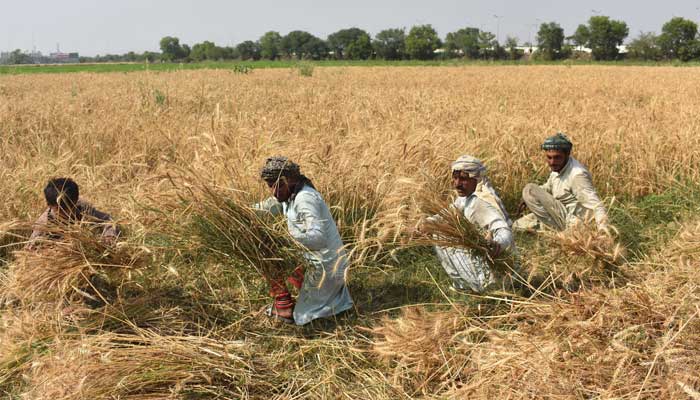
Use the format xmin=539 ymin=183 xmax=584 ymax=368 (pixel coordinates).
xmin=522 ymin=219 xmax=628 ymax=293
xmin=21 ymin=329 xmax=272 ymax=399
xmin=0 ymin=221 xmax=28 ymax=266
xmin=370 ymin=307 xmax=473 ymax=395
xmin=171 ymin=178 xmax=308 ymax=284
xmin=1 ymin=223 xmax=145 ymax=306
xmin=545 ymin=219 xmax=627 ymax=265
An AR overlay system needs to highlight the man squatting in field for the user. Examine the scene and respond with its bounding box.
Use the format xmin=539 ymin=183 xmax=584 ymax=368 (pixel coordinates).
xmin=433 ymin=155 xmax=515 ymax=293
xmin=256 ymin=156 xmax=353 ymax=325
xmin=27 ymin=177 xmax=120 ymax=249
xmin=513 ymin=133 xmax=610 ymax=234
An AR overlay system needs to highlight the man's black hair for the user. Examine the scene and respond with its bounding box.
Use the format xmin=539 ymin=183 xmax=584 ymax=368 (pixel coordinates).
xmin=44 ymin=177 xmax=80 ymax=210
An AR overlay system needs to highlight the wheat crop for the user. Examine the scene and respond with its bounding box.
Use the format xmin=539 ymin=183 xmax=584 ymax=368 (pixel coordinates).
xmin=0 ymin=66 xmax=699 ymax=398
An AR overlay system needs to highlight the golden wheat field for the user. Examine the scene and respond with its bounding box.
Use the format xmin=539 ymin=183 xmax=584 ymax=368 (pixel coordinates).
xmin=1 ymin=66 xmax=699 ymax=399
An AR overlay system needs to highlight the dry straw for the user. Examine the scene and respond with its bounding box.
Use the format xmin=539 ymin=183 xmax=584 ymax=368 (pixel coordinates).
xmin=2 ymin=66 xmax=700 ymax=398
xmin=371 ymin=219 xmax=700 ymax=399
xmin=21 ymin=328 xmax=271 ymax=399
xmin=520 ymin=219 xmax=629 ymax=293
xmin=2 ymin=222 xmax=145 ymax=307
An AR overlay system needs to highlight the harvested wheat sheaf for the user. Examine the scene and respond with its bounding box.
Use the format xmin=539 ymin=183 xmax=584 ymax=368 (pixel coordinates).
xmin=167 ymin=175 xmax=308 ymax=281
xmin=1 ymin=225 xmax=145 ymax=307
xmin=21 ymin=329 xmax=268 ymax=399
xmin=520 ymin=220 xmax=629 ymax=293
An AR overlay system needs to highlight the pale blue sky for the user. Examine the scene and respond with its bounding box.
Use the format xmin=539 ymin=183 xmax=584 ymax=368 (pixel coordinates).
xmin=4 ymin=0 xmax=700 ymax=56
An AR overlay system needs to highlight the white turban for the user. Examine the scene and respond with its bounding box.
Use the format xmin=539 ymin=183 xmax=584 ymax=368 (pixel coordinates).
xmin=451 ymin=155 xmax=487 ymax=180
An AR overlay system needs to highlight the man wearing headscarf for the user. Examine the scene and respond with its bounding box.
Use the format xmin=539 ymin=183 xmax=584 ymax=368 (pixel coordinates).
xmin=433 ymin=155 xmax=515 ymax=293
xmin=514 ymin=133 xmax=609 ymax=233
xmin=451 ymin=155 xmax=512 ymax=226
xmin=256 ymin=156 xmax=353 ymax=325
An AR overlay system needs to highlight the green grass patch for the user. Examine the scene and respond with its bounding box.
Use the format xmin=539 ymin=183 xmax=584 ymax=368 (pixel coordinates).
xmin=5 ymin=58 xmax=700 ymax=75
xmin=609 ymin=180 xmax=700 ymax=256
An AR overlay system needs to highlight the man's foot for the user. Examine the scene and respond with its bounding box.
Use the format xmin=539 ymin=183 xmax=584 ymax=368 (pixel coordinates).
xmin=265 ymin=292 xmax=295 ymax=324
xmin=265 ymin=304 xmax=294 ymax=324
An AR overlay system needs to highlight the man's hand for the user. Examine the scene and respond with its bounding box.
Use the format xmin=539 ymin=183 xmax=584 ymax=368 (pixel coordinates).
xmin=517 ymin=199 xmax=528 ymax=216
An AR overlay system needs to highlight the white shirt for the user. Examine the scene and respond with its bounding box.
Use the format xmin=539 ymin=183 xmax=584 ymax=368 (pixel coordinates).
xmin=454 ymin=194 xmax=514 ymax=250
xmin=541 ymin=157 xmax=608 ymax=227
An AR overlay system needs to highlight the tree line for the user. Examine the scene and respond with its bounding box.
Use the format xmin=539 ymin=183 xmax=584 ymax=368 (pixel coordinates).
xmin=5 ymin=15 xmax=700 ymax=65
xmin=153 ymin=16 xmax=700 ymax=63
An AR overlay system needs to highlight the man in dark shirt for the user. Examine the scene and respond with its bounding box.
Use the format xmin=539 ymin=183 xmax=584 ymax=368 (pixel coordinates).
xmin=28 ymin=177 xmax=120 ymax=249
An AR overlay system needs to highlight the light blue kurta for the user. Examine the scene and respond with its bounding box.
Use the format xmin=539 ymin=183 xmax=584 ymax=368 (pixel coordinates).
xmin=257 ymin=185 xmax=353 ymax=325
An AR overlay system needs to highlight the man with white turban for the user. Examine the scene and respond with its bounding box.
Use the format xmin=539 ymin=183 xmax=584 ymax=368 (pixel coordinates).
xmin=513 ymin=133 xmax=610 ymax=233
xmin=433 ymin=155 xmax=515 ymax=293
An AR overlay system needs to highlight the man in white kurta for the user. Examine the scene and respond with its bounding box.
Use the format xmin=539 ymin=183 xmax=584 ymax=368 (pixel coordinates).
xmin=513 ymin=133 xmax=609 ymax=232
xmin=258 ymin=156 xmax=353 ymax=325
xmin=434 ymin=156 xmax=515 ymax=293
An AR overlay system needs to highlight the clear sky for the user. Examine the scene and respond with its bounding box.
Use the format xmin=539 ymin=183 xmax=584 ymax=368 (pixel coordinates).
xmin=4 ymin=0 xmax=700 ymax=56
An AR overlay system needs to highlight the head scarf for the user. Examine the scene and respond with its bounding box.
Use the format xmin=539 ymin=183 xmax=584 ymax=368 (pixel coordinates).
xmin=541 ymin=132 xmax=573 ymax=153
xmin=260 ymin=156 xmax=301 ymax=182
xmin=451 ymin=155 xmax=487 ymax=181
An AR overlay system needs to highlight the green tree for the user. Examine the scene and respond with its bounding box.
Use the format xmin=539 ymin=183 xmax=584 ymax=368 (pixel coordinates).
xmin=142 ymin=51 xmax=158 ymax=63
xmin=505 ymin=36 xmax=522 ymax=60
xmin=346 ymin=34 xmax=373 ymax=60
xmin=444 ymin=27 xmax=480 ymax=58
xmin=658 ymin=17 xmax=699 ymax=61
xmin=281 ymin=31 xmax=311 ymax=58
xmin=300 ymin=37 xmax=329 ymax=60
xmin=327 ymin=28 xmax=372 ymax=59
xmin=477 ymin=31 xmax=497 ymax=59
xmin=191 ymin=41 xmax=221 ymax=61
xmin=405 ymin=24 xmax=441 ymax=60
xmin=220 ymin=47 xmax=238 ymax=60
xmin=207 ymin=45 xmax=226 ymax=60
xmin=626 ymin=32 xmax=661 ymax=61
xmin=569 ymin=25 xmax=590 ymax=49
xmin=281 ymin=31 xmax=328 ymax=59
xmin=6 ymin=49 xmax=33 ymax=65
xmin=536 ymin=22 xmax=565 ymax=60
xmin=373 ymin=28 xmax=406 ymax=60
xmin=582 ymin=16 xmax=629 ymax=60
xmin=259 ymin=31 xmax=283 ymax=60
xmin=159 ymin=36 xmax=188 ymax=62
xmin=236 ymin=41 xmax=261 ymax=60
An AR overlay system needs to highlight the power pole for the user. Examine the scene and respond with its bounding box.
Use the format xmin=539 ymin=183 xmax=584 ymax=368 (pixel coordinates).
xmin=493 ymin=15 xmax=503 ymax=43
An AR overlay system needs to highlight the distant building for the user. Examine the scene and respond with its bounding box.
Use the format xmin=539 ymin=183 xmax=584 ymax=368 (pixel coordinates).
xmin=516 ymin=45 xmax=628 ymax=55
xmin=49 ymin=52 xmax=79 ymax=63
xmin=0 ymin=49 xmax=80 ymax=65
xmin=516 ymin=46 xmax=539 ymax=54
